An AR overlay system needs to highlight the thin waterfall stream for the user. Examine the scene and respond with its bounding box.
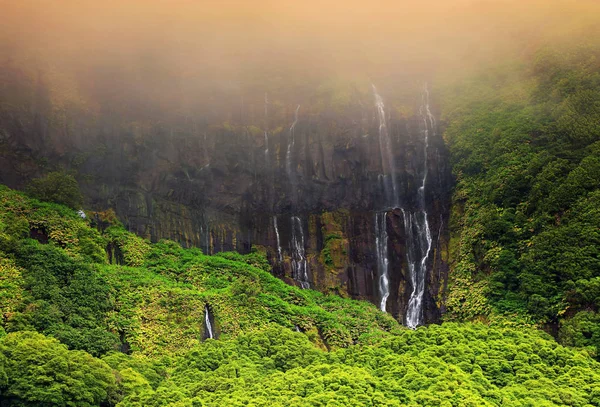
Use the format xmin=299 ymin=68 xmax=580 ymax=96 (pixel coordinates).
xmin=372 ymin=85 xmax=398 ymax=208
xmin=404 ymin=83 xmax=434 ymax=328
xmin=285 ymin=105 xmax=300 ymax=183
xmin=371 ymin=83 xmax=434 ymax=327
xmin=273 ymin=216 xmax=283 ymax=262
xmin=264 ymin=131 xmax=269 ymax=161
xmin=283 ymin=106 xmax=310 ymax=289
xmin=267 ymin=86 xmax=436 ymax=312
xmin=372 ymin=85 xmax=393 ymax=312
xmin=204 ymin=305 xmax=215 ymax=340
xmin=375 ymin=212 xmax=390 ymax=311
xmin=290 ymin=216 xmax=310 ymax=289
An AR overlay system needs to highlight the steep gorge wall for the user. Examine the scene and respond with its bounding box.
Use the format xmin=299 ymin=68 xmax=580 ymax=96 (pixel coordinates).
xmin=0 ymin=86 xmax=452 ymax=324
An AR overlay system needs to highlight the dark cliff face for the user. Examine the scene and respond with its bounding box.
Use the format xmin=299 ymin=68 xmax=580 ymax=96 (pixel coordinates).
xmin=0 ymin=86 xmax=452 ymax=324
xmin=243 ymin=108 xmax=453 ymax=324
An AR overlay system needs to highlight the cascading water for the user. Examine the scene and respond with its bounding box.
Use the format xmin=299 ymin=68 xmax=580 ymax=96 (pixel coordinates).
xmin=402 ymin=209 xmax=432 ymax=328
xmin=204 ymin=305 xmax=215 ymax=340
xmin=290 ymin=216 xmax=310 ymax=289
xmin=264 ymin=131 xmax=269 ymax=159
xmin=403 ymin=83 xmax=434 ymax=329
xmin=372 ymin=85 xmax=393 ymax=312
xmin=372 ymin=85 xmax=398 ymax=208
xmin=374 ymin=212 xmax=390 ymax=311
xmin=273 ymin=215 xmax=283 ymax=262
xmin=283 ymin=106 xmax=310 ymax=289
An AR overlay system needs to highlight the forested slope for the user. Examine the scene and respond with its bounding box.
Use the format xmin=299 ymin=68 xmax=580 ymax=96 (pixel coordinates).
xmin=1 ymin=1 xmax=600 ymax=406
xmin=441 ymin=38 xmax=600 ymax=355
xmin=1 ymin=185 xmax=600 ymax=406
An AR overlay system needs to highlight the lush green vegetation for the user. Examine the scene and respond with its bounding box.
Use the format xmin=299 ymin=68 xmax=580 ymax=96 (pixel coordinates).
xmin=3 ymin=36 xmax=600 ymax=403
xmin=106 ymin=324 xmax=600 ymax=407
xmin=441 ymin=39 xmax=600 ymax=357
xmin=25 ymin=172 xmax=84 ymax=210
xmin=2 ymin=2 xmax=600 ymax=405
xmin=0 ymin=184 xmax=399 ymax=354
xmin=1 ymin=185 xmax=600 ymax=406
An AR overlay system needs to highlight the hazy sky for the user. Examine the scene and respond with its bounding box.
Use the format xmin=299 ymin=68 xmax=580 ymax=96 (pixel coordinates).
xmin=1 ymin=0 xmax=599 ymax=118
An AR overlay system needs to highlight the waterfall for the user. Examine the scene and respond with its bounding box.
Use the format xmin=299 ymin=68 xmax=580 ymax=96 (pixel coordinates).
xmin=285 ymin=105 xmax=300 ymax=181
xmin=375 ymin=212 xmax=390 ymax=311
xmin=418 ymin=83 xmax=435 ymax=204
xmin=404 ymin=83 xmax=434 ymax=329
xmin=273 ymin=215 xmax=283 ymax=262
xmin=372 ymin=85 xmax=394 ymax=314
xmin=372 ymin=85 xmax=398 ymax=208
xmin=204 ymin=305 xmax=214 ymax=339
xmin=290 ymin=216 xmax=310 ymax=289
xmin=264 ymin=131 xmax=270 ymax=161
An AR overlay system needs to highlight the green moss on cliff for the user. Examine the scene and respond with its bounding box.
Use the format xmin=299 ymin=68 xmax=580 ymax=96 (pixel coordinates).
xmin=441 ymin=37 xmax=600 ymax=352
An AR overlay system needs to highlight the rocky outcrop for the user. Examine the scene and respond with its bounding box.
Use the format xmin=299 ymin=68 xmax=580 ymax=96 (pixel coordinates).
xmin=0 ymin=87 xmax=452 ymax=325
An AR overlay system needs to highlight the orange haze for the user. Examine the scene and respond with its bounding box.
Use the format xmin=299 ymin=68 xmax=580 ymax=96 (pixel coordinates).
xmin=1 ymin=0 xmax=599 ymax=116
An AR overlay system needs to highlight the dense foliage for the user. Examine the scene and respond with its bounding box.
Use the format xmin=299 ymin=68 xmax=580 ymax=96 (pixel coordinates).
xmin=0 ymin=331 xmax=115 ymax=406
xmin=1 ymin=185 xmax=599 ymax=406
xmin=113 ymin=323 xmax=600 ymax=407
xmin=0 ymin=185 xmax=398 ymax=356
xmin=1 ymin=2 xmax=600 ymax=405
xmin=441 ymin=39 xmax=600 ymax=356
xmin=25 ymin=172 xmax=84 ymax=210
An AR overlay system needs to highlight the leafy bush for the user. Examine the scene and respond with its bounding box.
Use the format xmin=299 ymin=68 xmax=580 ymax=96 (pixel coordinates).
xmin=117 ymin=323 xmax=600 ymax=407
xmin=25 ymin=171 xmax=83 ymax=210
xmin=441 ymin=38 xmax=600 ymax=357
xmin=0 ymin=331 xmax=116 ymax=406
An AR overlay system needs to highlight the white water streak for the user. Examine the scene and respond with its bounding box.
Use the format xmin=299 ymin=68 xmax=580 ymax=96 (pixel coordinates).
xmin=375 ymin=212 xmax=390 ymax=311
xmin=290 ymin=216 xmax=310 ymax=289
xmin=372 ymin=85 xmax=398 ymax=208
xmin=273 ymin=216 xmax=283 ymax=262
xmin=204 ymin=305 xmax=214 ymax=339
xmin=285 ymin=105 xmax=300 ymax=180
xmin=404 ymin=83 xmax=434 ymax=329
xmin=264 ymin=131 xmax=269 ymax=160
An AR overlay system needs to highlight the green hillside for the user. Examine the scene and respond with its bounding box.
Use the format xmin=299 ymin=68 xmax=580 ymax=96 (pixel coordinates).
xmin=1 ymin=9 xmax=600 ymax=404
xmin=1 ymin=185 xmax=599 ymax=406
xmin=440 ymin=39 xmax=600 ymax=356
xmin=0 ymin=184 xmax=399 ymax=355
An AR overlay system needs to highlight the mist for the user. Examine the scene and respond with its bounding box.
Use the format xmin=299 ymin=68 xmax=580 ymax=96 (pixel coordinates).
xmin=2 ymin=3 xmax=600 ymax=392
xmin=2 ymin=0 xmax=599 ymax=124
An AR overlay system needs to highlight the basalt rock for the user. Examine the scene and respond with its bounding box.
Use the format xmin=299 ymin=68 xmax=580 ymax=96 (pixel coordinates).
xmin=0 ymin=91 xmax=452 ymax=325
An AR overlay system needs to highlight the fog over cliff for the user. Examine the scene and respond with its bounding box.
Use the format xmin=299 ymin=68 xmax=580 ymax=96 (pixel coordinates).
xmin=1 ymin=0 xmax=599 ymax=324
xmin=2 ymin=0 xmax=598 ymax=118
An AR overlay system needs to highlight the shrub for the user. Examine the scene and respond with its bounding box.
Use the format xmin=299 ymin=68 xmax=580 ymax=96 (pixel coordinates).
xmin=26 ymin=171 xmax=83 ymax=209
